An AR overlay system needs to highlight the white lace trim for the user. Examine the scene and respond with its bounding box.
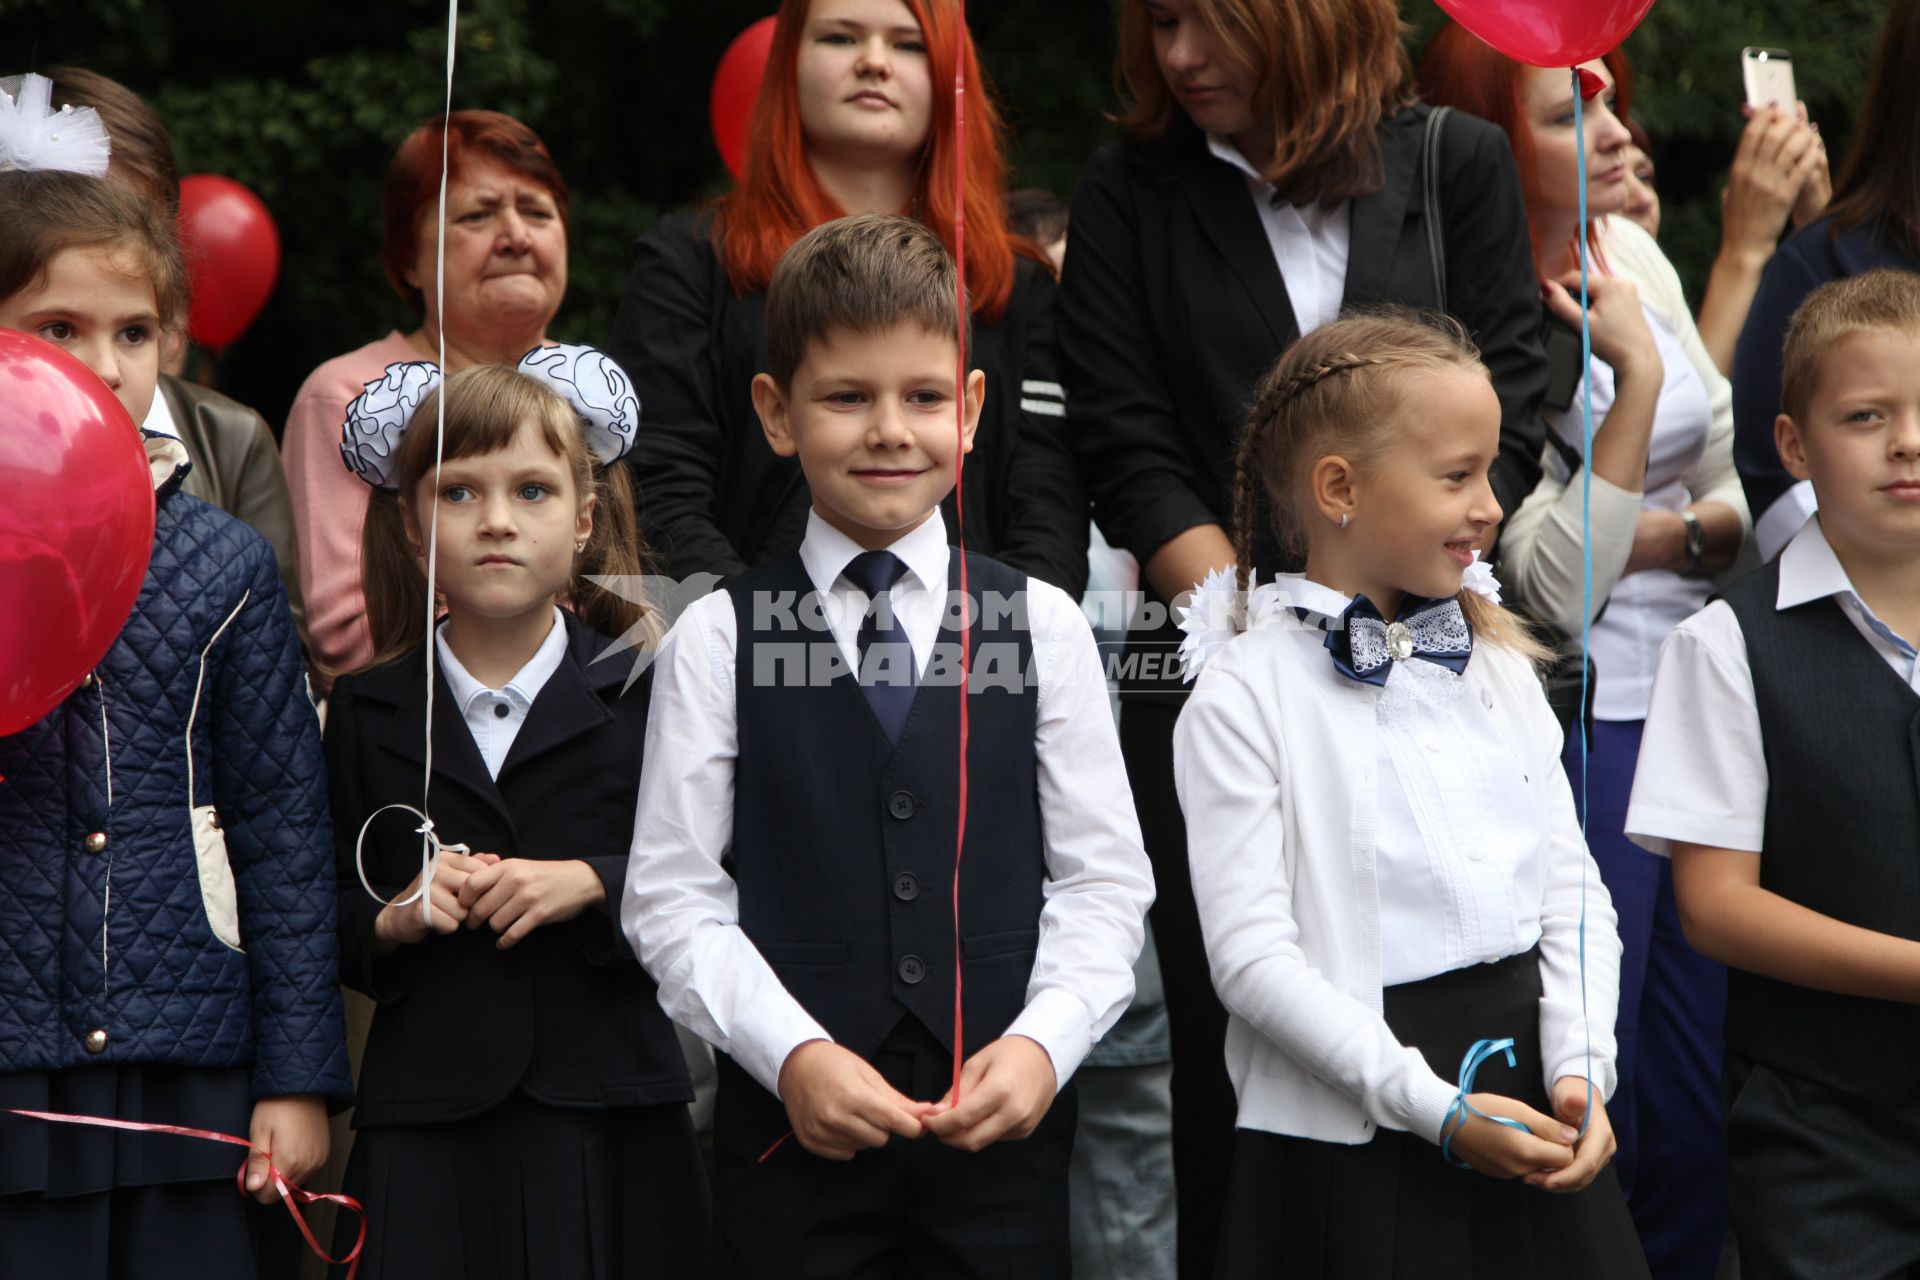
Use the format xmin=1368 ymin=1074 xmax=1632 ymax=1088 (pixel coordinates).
xmin=1346 ymin=605 xmax=1470 ymax=676
xmin=1376 ymin=655 xmax=1469 ymax=726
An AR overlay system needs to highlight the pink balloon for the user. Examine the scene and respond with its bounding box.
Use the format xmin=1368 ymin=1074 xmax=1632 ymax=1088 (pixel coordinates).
xmin=710 ymin=16 xmax=779 ymax=180
xmin=177 ymin=174 xmax=281 ymax=350
xmin=1433 ymin=0 xmax=1656 ymax=67
xmin=0 ymin=329 xmax=155 ymax=737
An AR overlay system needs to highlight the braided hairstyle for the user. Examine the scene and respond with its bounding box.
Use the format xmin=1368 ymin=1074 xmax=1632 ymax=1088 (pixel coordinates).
xmin=1230 ymin=306 xmax=1548 ymax=663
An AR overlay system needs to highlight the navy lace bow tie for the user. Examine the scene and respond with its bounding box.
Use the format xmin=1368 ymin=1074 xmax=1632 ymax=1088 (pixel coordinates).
xmin=1325 ymin=593 xmax=1473 ymax=687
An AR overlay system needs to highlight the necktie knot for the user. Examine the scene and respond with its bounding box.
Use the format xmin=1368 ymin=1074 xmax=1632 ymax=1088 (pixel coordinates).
xmin=843 ymin=549 xmax=909 ymax=603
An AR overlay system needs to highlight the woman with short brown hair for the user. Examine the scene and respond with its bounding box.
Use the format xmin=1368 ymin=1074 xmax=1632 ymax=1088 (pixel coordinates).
xmin=1059 ymin=0 xmax=1548 ymax=1269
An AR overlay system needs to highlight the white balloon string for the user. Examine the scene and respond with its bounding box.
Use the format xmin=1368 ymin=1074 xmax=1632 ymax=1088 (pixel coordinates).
xmin=412 ymin=0 xmax=460 ymax=925
xmin=354 ymin=804 xmax=472 ymax=925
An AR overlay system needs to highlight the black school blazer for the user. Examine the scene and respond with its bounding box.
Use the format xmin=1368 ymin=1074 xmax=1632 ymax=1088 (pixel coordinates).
xmin=610 ymin=210 xmax=1089 ymax=595
xmin=326 ymin=612 xmax=692 ymax=1127
xmin=1061 ymin=105 xmax=1549 ymax=588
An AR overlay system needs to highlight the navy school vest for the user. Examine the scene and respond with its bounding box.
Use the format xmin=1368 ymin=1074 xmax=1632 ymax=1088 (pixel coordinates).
xmin=1721 ymin=559 xmax=1920 ymax=1104
xmin=725 ymin=547 xmax=1046 ymax=1062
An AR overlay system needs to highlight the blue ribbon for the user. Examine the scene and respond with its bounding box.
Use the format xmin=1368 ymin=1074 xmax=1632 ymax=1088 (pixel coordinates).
xmin=1325 ymin=593 xmax=1473 ymax=687
xmin=1438 ymin=1038 xmax=1532 ymax=1169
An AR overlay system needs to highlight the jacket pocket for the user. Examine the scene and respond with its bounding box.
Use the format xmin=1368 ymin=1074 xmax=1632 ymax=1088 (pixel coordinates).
xmin=192 ymin=805 xmax=244 ymax=952
xmin=962 ymin=928 xmax=1040 ymax=960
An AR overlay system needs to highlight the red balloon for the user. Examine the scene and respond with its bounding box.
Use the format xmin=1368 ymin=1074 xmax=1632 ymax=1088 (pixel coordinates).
xmin=1433 ymin=0 xmax=1656 ymax=67
xmin=0 ymin=330 xmax=156 ymax=737
xmin=177 ymin=174 xmax=281 ymax=350
xmin=710 ymin=16 xmax=779 ymax=180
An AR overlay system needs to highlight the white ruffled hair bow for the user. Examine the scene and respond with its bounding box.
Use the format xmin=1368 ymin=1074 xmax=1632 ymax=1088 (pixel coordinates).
xmin=339 ymin=343 xmax=640 ymax=492
xmin=0 ymin=73 xmax=111 ymax=177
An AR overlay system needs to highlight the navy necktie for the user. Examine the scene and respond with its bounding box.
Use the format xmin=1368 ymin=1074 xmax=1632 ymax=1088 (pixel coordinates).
xmin=843 ymin=550 xmax=917 ymax=742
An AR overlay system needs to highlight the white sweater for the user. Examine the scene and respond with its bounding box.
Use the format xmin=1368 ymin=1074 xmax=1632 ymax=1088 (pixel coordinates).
xmin=1172 ymin=616 xmax=1621 ymax=1145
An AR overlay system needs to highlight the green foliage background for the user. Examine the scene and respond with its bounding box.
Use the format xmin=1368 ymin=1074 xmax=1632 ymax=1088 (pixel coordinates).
xmin=0 ymin=0 xmax=1892 ymax=430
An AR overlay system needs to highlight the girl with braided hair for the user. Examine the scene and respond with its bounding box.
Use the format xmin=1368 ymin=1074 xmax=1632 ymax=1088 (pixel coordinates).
xmin=1174 ymin=308 xmax=1647 ymax=1279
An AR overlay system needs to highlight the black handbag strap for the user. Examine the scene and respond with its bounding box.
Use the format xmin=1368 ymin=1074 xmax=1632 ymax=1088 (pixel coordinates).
xmin=1422 ymin=106 xmax=1452 ymax=311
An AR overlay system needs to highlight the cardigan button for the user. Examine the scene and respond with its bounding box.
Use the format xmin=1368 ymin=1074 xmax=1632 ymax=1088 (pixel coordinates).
xmin=897 ymin=954 xmax=926 ymax=984
xmin=83 ymin=832 xmax=107 ymax=854
xmin=83 ymin=1028 xmax=108 ymax=1054
xmin=892 ymin=872 xmax=921 ymax=902
xmin=888 ymin=790 xmax=916 ymax=820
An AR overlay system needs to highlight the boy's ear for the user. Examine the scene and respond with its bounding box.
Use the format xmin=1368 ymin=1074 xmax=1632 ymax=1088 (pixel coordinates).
xmin=960 ymin=368 xmax=986 ymax=456
xmin=753 ymin=372 xmax=798 ymax=458
xmin=1775 ymin=412 xmax=1813 ymax=482
xmin=1308 ymin=453 xmax=1359 ymax=527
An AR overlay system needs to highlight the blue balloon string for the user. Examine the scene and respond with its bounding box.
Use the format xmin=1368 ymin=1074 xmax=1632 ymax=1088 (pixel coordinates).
xmin=1439 ymin=1038 xmax=1531 ymax=1169
xmin=1572 ymin=67 xmax=1596 ymax=1139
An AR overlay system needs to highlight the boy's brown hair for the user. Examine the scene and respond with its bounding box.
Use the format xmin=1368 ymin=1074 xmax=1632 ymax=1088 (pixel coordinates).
xmin=1780 ymin=270 xmax=1920 ymax=422
xmin=762 ymin=213 xmax=969 ymax=389
xmin=0 ymin=171 xmax=187 ymax=331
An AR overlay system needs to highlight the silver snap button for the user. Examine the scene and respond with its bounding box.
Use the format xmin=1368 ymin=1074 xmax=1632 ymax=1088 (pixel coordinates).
xmin=83 ymin=1028 xmax=108 ymax=1053
xmin=83 ymin=832 xmax=107 ymax=854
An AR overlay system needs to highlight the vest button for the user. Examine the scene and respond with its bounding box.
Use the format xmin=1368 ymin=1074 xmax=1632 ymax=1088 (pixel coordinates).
xmin=888 ymin=790 xmax=916 ymax=820
xmin=83 ymin=1028 xmax=108 ymax=1054
xmin=897 ymin=954 xmax=926 ymax=984
xmin=892 ymin=872 xmax=921 ymax=902
xmin=83 ymin=832 xmax=107 ymax=854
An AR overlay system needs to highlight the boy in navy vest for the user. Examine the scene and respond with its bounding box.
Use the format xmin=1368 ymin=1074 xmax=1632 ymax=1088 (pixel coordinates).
xmin=1627 ymin=269 xmax=1920 ymax=1279
xmin=622 ymin=212 xmax=1154 ymax=1278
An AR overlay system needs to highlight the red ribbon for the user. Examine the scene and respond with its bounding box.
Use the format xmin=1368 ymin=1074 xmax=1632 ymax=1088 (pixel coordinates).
xmin=948 ymin=0 xmax=971 ymax=1106
xmin=2 ymin=1107 xmax=366 ymax=1277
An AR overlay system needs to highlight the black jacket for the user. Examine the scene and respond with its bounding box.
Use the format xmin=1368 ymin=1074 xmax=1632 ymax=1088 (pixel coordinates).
xmin=610 ymin=210 xmax=1088 ymax=595
xmin=1060 ymin=106 xmax=1548 ymax=589
xmin=326 ymin=612 xmax=692 ymax=1127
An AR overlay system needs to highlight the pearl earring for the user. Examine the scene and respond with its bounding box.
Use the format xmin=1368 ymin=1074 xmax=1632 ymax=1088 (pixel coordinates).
xmin=1338 ymin=511 xmax=1350 ymax=529
xmin=574 ymin=540 xmax=585 ymax=553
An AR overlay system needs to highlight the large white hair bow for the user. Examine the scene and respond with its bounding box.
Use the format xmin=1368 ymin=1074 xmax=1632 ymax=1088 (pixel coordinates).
xmin=338 ymin=343 xmax=639 ymax=492
xmin=0 ymin=73 xmax=111 ymax=177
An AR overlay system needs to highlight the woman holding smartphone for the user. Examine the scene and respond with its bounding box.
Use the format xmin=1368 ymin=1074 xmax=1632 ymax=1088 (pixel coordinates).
xmin=1422 ymin=27 xmax=1752 ymax=1280
xmin=1058 ymin=0 xmax=1548 ymax=1269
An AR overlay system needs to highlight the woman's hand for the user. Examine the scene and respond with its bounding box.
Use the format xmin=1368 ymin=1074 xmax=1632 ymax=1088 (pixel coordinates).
xmin=1722 ymin=106 xmax=1824 ymax=264
xmin=1527 ymin=1076 xmax=1617 ymax=1193
xmin=245 ymin=1095 xmax=329 ymax=1204
xmin=371 ymin=849 xmax=500 ymax=955
xmin=457 ymin=858 xmax=606 ymax=949
xmin=1542 ymin=272 xmax=1660 ymax=381
xmin=1445 ymin=1092 xmax=1578 ymax=1179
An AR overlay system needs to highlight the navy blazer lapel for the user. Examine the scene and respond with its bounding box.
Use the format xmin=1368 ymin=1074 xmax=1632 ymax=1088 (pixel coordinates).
xmin=496 ymin=614 xmax=623 ymax=778
xmin=369 ymin=651 xmax=516 ymax=829
xmin=1342 ymin=111 xmax=1424 ymax=308
xmin=1180 ymin=144 xmax=1299 ymax=348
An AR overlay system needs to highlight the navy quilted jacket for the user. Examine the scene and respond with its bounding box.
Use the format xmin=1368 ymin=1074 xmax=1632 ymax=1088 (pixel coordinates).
xmin=0 ymin=439 xmax=351 ymax=1103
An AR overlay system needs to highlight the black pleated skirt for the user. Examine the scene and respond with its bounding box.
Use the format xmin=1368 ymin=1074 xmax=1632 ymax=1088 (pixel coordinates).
xmin=331 ymin=1094 xmax=712 ymax=1280
xmin=1215 ymin=948 xmax=1649 ymax=1280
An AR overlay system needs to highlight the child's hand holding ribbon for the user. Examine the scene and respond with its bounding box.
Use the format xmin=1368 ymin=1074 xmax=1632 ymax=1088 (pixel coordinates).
xmin=1445 ymin=1094 xmax=1579 ymax=1180
xmin=371 ymin=849 xmax=500 ymax=955
xmin=1525 ymin=1076 xmax=1617 ymax=1194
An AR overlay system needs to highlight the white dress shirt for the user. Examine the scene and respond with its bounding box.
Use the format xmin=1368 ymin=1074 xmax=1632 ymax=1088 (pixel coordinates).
xmin=434 ymin=607 xmax=569 ymax=780
xmin=1627 ymin=516 xmax=1920 ymax=857
xmin=140 ymin=383 xmax=180 ymax=440
xmin=1208 ymin=134 xmax=1350 ymax=336
xmin=621 ymin=509 xmax=1154 ymax=1098
xmin=1174 ymin=576 xmax=1620 ymax=1145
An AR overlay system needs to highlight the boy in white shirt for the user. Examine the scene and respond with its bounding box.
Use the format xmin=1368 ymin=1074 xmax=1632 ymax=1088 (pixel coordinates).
xmin=1628 ymin=269 xmax=1920 ymax=1280
xmin=621 ymin=213 xmax=1153 ymax=1278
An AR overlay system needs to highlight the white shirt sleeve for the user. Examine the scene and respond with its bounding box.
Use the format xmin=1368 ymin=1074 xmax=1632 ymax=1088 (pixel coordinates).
xmin=620 ymin=593 xmax=832 ymax=1098
xmin=1003 ymin=581 xmax=1155 ymax=1090
xmin=1625 ymin=601 xmax=1768 ymax=857
xmin=1175 ymin=648 xmax=1461 ymax=1142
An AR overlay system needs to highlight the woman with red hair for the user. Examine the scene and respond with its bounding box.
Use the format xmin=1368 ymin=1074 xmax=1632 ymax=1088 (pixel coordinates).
xmin=610 ymin=0 xmax=1084 ymax=593
xmin=282 ymin=110 xmax=573 ymax=681
xmin=1421 ymin=27 xmax=1751 ymax=1280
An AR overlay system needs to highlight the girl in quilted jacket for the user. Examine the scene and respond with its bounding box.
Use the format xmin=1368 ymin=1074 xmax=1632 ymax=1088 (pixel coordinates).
xmin=324 ymin=359 xmax=708 ymax=1278
xmin=0 ymin=87 xmax=351 ymax=1279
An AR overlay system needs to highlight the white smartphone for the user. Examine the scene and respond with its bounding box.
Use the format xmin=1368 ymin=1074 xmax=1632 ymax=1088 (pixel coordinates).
xmin=1742 ymin=47 xmax=1796 ymax=110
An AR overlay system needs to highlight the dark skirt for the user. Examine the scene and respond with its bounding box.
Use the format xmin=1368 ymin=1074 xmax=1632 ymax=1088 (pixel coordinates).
xmin=1215 ymin=948 xmax=1649 ymax=1280
xmin=332 ymin=1094 xmax=712 ymax=1280
xmin=0 ymin=1065 xmax=273 ymax=1278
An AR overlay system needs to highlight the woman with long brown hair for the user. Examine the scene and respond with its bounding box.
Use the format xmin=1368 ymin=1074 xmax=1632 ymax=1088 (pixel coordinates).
xmin=1057 ymin=1 xmax=1548 ymax=1268
xmin=609 ymin=0 xmax=1085 ymax=593
xmin=1733 ymin=0 xmax=1920 ymax=561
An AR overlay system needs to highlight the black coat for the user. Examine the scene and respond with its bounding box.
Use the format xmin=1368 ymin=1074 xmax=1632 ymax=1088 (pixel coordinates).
xmin=326 ymin=612 xmax=692 ymax=1127
xmin=1061 ymin=106 xmax=1548 ymax=601
xmin=610 ymin=210 xmax=1089 ymax=595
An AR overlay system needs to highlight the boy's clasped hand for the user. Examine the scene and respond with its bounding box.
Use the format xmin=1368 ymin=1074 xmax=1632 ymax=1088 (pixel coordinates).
xmin=776 ymin=1035 xmax=1058 ymax=1161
